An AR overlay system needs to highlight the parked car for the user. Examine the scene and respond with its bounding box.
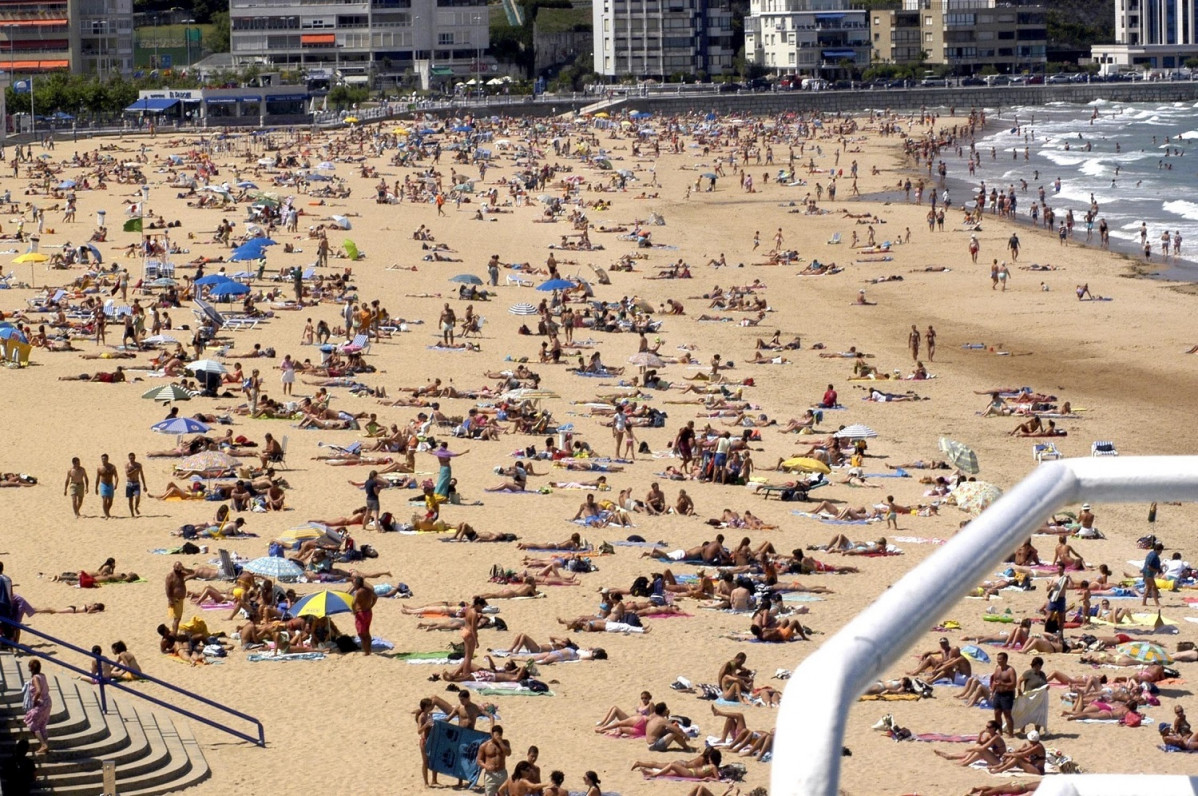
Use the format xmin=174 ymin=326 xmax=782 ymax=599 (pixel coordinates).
xmin=960 ymin=76 xmax=985 ymax=86
xmin=747 ymin=77 xmax=773 ymax=91
xmin=1045 ymin=73 xmax=1072 ymax=84
xmin=718 ymin=82 xmax=743 ymax=93
xmin=920 ymin=78 xmax=948 ymax=87
xmin=986 ymin=75 xmax=1012 ymax=86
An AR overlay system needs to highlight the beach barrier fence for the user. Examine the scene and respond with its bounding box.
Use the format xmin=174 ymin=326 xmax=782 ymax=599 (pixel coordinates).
xmin=771 ymin=456 xmax=1198 ymax=796
xmin=0 ymin=616 xmax=266 ymax=747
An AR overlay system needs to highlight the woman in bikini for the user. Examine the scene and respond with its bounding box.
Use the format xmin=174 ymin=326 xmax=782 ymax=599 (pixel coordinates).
xmin=42 ymin=603 xmax=105 ymax=614
xmin=934 ymin=720 xmax=1007 ymax=767
xmin=595 ymin=691 xmax=653 ymax=734
xmin=634 ymin=747 xmax=723 ymax=779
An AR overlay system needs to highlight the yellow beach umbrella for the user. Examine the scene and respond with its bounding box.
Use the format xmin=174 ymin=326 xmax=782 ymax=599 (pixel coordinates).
xmin=12 ymin=252 xmax=48 ymax=263
xmin=344 ymin=116 xmax=360 ymax=124
xmin=593 ymin=112 xmax=610 ymax=118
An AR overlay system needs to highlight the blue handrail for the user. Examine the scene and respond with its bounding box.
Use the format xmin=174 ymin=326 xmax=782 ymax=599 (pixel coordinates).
xmin=0 ymin=616 xmax=265 ymax=747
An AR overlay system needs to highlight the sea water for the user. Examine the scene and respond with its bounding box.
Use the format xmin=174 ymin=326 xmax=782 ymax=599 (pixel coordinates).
xmin=957 ymin=99 xmax=1198 ymax=279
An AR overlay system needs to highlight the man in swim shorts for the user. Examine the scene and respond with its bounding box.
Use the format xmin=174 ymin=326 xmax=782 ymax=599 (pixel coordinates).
xmin=95 ymin=453 xmax=119 ymax=520
xmin=164 ymin=562 xmax=192 ymax=635
xmin=352 ymin=575 xmax=377 ymax=655
xmin=64 ymin=456 xmax=88 ymax=518
xmin=125 ymin=453 xmax=147 ymax=518
xmin=476 ymin=724 xmax=511 ymax=795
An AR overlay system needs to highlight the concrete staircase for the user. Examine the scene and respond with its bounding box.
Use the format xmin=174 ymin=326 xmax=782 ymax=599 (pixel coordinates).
xmin=0 ymin=654 xmax=210 ymax=794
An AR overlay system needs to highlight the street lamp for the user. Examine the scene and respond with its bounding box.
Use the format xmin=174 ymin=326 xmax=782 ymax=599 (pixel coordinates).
xmin=184 ymin=18 xmax=195 ymax=71
xmin=472 ymin=14 xmax=482 ymax=89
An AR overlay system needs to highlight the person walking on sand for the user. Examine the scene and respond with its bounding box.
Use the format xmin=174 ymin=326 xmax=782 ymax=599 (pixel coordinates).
xmin=997 ymin=261 xmax=1010 ymax=292
xmin=125 ymin=453 xmax=147 ymax=518
xmin=908 ymin=325 xmax=920 ymax=362
xmin=1007 ymin=233 xmax=1020 ymax=261
xmin=968 ymin=234 xmax=980 ymax=263
xmin=1142 ymin=541 xmax=1164 ymax=609
xmin=352 ymin=575 xmax=377 ymax=655
xmin=925 ymin=326 xmax=937 ymax=362
xmin=64 ymin=457 xmax=88 ymax=518
xmin=95 ymin=453 xmax=118 ymax=520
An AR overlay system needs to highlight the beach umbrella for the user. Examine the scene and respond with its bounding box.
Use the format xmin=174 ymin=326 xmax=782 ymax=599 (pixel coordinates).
xmin=451 ymin=274 xmax=483 ymax=285
xmin=142 ymin=334 xmax=178 ymax=345
xmin=537 ymin=278 xmax=574 ymax=292
xmin=329 ymin=215 xmax=352 ymax=230
xmin=951 ymin=481 xmax=1003 ymax=515
xmin=938 ymin=438 xmax=980 ymax=475
xmin=595 ymin=159 xmax=613 ymax=170
xmin=57 ymin=179 xmax=76 ymax=189
xmin=629 ymin=111 xmax=651 ymax=120
xmin=236 ymin=180 xmax=258 ymax=189
xmin=177 ymin=450 xmax=239 ymax=473
xmin=12 ymin=252 xmax=47 ymax=263
xmin=141 ymin=384 xmax=192 ymax=403
xmin=628 ymin=352 xmax=664 ymax=368
xmin=509 ymin=303 xmax=537 ymax=316
xmin=292 ymin=590 xmax=354 ymax=618
xmin=779 ymin=457 xmax=831 ymax=474
xmin=229 ymin=246 xmax=264 ymax=263
xmin=343 ymin=239 xmax=360 ymax=260
xmin=0 ymin=326 xmax=27 ymax=343
xmin=151 ymin=417 xmax=211 ymax=435
xmin=834 ymin=424 xmax=878 ymax=439
xmin=392 ymin=127 xmax=410 ymax=136
xmin=194 ymin=273 xmax=235 ymax=287
xmin=275 ymin=525 xmax=342 ymax=548
xmin=617 ymin=169 xmax=636 ymax=178
xmin=1116 ymin=641 xmax=1172 ymax=664
xmin=209 ymin=281 xmax=250 ymax=298
xmin=960 ymin=645 xmax=991 ymax=664
xmin=700 ymin=172 xmax=718 ymax=180
xmin=84 ymin=243 xmax=103 ymax=264
xmin=316 ymin=161 xmax=336 ymax=170
xmin=502 ymin=388 xmax=560 ymax=401
xmin=243 ymin=556 xmax=304 ymax=582
xmin=185 ymin=359 xmax=227 ymax=375
xmin=344 ymin=117 xmax=359 ymax=124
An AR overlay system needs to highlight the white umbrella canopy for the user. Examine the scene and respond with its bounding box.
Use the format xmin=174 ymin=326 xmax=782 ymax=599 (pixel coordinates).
xmin=834 ymin=424 xmax=878 ymax=439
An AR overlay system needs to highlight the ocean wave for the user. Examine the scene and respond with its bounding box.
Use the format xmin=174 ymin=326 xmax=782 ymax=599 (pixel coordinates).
xmin=1163 ymin=200 xmax=1198 ymax=222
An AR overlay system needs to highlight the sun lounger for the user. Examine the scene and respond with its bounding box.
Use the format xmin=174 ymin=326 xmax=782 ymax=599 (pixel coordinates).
xmin=1033 ymin=442 xmax=1063 ymax=462
xmin=1091 ymin=440 xmax=1119 ymax=457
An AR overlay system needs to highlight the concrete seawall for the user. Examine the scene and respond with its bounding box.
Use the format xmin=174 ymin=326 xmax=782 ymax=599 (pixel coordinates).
xmin=611 ymin=82 xmax=1198 ymax=116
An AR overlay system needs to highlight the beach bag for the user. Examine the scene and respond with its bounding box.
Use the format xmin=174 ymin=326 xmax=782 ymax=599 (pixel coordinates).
xmin=630 ymin=576 xmax=650 ymax=597
xmin=1137 ymin=535 xmax=1157 ymax=550
xmin=1122 ymin=712 xmax=1143 ymax=728
xmin=623 ymin=612 xmax=642 ymax=628
xmin=21 ymin=681 xmax=33 ymax=712
xmin=334 ymin=635 xmax=359 ymax=653
xmin=720 ymin=764 xmax=748 ymax=782
xmin=268 ymin=542 xmax=285 ymax=558
xmin=520 ymin=678 xmax=549 ymax=693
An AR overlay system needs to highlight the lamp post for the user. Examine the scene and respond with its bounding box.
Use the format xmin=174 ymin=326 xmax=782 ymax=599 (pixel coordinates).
xmin=184 ymin=18 xmax=195 ymax=71
xmin=472 ymin=13 xmax=482 ymax=90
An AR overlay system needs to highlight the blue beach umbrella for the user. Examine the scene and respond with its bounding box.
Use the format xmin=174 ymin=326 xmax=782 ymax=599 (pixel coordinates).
xmin=194 ymin=273 xmax=234 ymax=287
xmin=450 ymin=274 xmax=483 ymax=285
xmin=0 ymin=326 xmax=27 ymax=343
xmin=151 ymin=417 xmax=211 ymax=435
xmin=537 ymin=278 xmax=574 ymax=292
xmin=242 ymin=557 xmax=304 ymax=581
xmin=209 ymin=281 xmax=250 ymax=298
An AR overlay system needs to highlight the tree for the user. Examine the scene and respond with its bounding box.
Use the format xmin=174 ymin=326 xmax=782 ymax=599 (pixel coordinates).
xmin=326 ymin=85 xmax=369 ymax=110
xmin=208 ymin=12 xmax=231 ymax=54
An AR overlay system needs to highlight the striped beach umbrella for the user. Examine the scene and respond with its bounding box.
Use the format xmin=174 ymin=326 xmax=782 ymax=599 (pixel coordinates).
xmin=292 ymin=590 xmax=354 ymax=618
xmin=938 ymin=437 xmax=980 ymax=474
xmin=242 ymin=557 xmax=304 ymax=582
xmin=1116 ymin=641 xmax=1172 ymax=664
xmin=141 ymin=384 xmax=192 ymax=403
xmin=509 ymin=303 xmax=538 ymax=316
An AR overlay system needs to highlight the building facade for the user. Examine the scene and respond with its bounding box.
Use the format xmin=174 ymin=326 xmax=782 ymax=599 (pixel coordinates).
xmin=229 ymin=0 xmax=489 ymax=85
xmin=872 ymin=0 xmax=1046 ymax=75
xmin=745 ymin=0 xmax=869 ymax=76
xmin=592 ymin=0 xmax=735 ymax=78
xmin=0 ymin=0 xmax=133 ymax=76
xmin=1092 ymin=0 xmax=1198 ymax=70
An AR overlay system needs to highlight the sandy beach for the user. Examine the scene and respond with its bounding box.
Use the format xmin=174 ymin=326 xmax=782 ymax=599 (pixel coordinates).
xmin=1 ymin=106 xmax=1197 ymax=796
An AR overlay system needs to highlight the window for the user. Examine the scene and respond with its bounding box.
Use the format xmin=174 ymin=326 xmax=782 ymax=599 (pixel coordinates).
xmin=438 ymin=31 xmax=454 ymax=45
xmin=924 ymin=16 xmax=932 ymax=26
xmin=924 ymin=31 xmax=932 ymax=41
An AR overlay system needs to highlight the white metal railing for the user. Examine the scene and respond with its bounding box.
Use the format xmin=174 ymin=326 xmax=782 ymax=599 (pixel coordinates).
xmin=772 ymin=456 xmax=1198 ymax=796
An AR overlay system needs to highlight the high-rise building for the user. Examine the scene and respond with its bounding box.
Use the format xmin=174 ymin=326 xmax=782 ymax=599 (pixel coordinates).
xmin=1092 ymin=0 xmax=1198 ymax=70
xmin=0 ymin=0 xmax=133 ymax=76
xmin=745 ymin=0 xmax=869 ymax=76
xmin=872 ymin=0 xmax=1046 ymax=75
xmin=229 ymin=0 xmax=489 ymax=86
xmin=592 ymin=0 xmax=735 ymax=78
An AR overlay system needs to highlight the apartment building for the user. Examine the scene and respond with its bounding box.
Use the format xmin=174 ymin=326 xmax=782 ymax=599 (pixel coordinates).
xmin=0 ymin=0 xmax=133 ymax=75
xmin=872 ymin=0 xmax=1047 ymax=74
xmin=1093 ymin=0 xmax=1198 ymax=70
xmin=592 ymin=0 xmax=735 ymax=78
xmin=745 ymin=0 xmax=869 ymax=75
xmin=229 ymin=0 xmax=489 ymax=84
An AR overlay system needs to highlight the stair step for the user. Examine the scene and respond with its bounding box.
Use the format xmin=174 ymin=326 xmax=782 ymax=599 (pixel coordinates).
xmin=26 ymin=697 xmax=153 ymax=786
xmin=0 ymin=677 xmax=81 ymax=735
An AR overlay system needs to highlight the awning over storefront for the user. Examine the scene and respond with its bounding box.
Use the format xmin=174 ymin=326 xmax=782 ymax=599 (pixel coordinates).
xmin=124 ymin=97 xmax=179 ymax=113
xmin=301 ymin=33 xmax=335 ymax=46
xmin=821 ymin=49 xmax=857 ymax=59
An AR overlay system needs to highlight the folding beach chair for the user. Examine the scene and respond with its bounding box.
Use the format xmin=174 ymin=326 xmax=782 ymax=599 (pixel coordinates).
xmin=340 ymin=333 xmax=371 ymax=355
xmin=1091 ymin=441 xmax=1119 ymax=457
xmin=217 ymin=549 xmax=239 ymax=581
xmin=827 ymin=232 xmax=842 ymax=245
xmin=1033 ymin=442 xmax=1063 ymax=463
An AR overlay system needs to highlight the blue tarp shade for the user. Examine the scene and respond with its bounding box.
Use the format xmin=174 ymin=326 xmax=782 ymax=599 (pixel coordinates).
xmin=822 ymin=49 xmax=857 ymax=59
xmin=125 ymin=98 xmax=179 ymax=113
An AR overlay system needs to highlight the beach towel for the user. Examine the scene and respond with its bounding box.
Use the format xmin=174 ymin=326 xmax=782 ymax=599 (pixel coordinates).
xmin=859 ymin=693 xmax=921 ymax=702
xmin=1094 ymin=613 xmax=1177 ymax=628
xmin=99 ymin=578 xmax=148 ymax=586
xmin=780 ymin=593 xmax=824 ymax=603
xmin=791 ymin=511 xmax=876 ymax=525
xmin=355 ymin=636 xmax=394 ymax=652
xmin=200 ymin=602 xmax=235 ymax=611
xmin=246 ymin=652 xmax=326 ymax=662
xmin=1160 ymin=745 xmax=1198 ymax=753
xmin=611 ymin=540 xmax=667 ymax=548
xmin=426 ymin=720 xmax=487 ymax=783
xmin=889 ymin=731 xmax=977 ymax=743
xmin=467 ymin=686 xmax=555 ymax=697
xmin=1012 ymin=686 xmax=1050 ymax=733
xmin=893 ymin=536 xmax=948 ymax=546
